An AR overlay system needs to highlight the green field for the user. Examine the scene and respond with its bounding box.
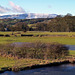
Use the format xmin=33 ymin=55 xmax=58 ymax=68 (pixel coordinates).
xmin=0 ymin=56 xmax=51 ymax=71
xmin=0 ymin=31 xmax=75 ymax=45
xmin=69 ymin=50 xmax=75 ymax=55
xmin=0 ymin=31 xmax=75 ymax=36
xmin=0 ymin=50 xmax=75 ymax=72
xmin=0 ymin=50 xmax=75 ymax=68
xmin=0 ymin=37 xmax=75 ymax=45
xmin=0 ymin=31 xmax=75 ymax=72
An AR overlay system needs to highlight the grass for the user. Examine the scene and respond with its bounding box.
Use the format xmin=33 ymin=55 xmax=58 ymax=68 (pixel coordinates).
xmin=0 ymin=31 xmax=75 ymax=45
xmin=0 ymin=50 xmax=75 ymax=68
xmin=0 ymin=57 xmax=15 ymax=69
xmin=0 ymin=56 xmax=51 ymax=71
xmin=0 ymin=36 xmax=75 ymax=45
xmin=69 ymin=50 xmax=75 ymax=55
xmin=0 ymin=31 xmax=75 ymax=72
xmin=0 ymin=50 xmax=75 ymax=72
xmin=0 ymin=31 xmax=75 ymax=36
xmin=23 ymin=31 xmax=75 ymax=36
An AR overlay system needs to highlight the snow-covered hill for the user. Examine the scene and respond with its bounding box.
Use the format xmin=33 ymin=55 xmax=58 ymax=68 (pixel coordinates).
xmin=0 ymin=13 xmax=57 ymax=19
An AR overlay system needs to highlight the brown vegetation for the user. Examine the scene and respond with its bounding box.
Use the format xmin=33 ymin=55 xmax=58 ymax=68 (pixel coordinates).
xmin=0 ymin=42 xmax=69 ymax=59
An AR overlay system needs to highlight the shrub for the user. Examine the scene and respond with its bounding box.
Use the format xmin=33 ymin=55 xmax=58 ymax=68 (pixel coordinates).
xmin=0 ymin=42 xmax=69 ymax=59
xmin=21 ymin=34 xmax=33 ymax=37
xmin=5 ymin=34 xmax=10 ymax=37
xmin=44 ymin=43 xmax=69 ymax=59
xmin=0 ymin=34 xmax=4 ymax=37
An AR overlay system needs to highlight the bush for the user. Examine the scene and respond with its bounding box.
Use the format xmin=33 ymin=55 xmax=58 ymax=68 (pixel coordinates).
xmin=21 ymin=34 xmax=33 ymax=37
xmin=0 ymin=42 xmax=69 ymax=59
xmin=0 ymin=34 xmax=4 ymax=37
xmin=44 ymin=43 xmax=69 ymax=59
xmin=5 ymin=34 xmax=10 ymax=37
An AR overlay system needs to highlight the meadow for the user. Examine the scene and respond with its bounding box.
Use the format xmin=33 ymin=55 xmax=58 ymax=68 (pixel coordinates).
xmin=0 ymin=50 xmax=75 ymax=72
xmin=0 ymin=31 xmax=75 ymax=45
xmin=69 ymin=50 xmax=75 ymax=55
xmin=0 ymin=31 xmax=75 ymax=36
xmin=0 ymin=56 xmax=51 ymax=72
xmin=0 ymin=31 xmax=75 ymax=72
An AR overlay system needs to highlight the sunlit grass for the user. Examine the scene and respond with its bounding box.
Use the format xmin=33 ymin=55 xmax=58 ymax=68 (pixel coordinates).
xmin=0 ymin=31 xmax=75 ymax=72
xmin=0 ymin=31 xmax=75 ymax=45
xmin=0 ymin=56 xmax=51 ymax=71
xmin=0 ymin=31 xmax=75 ymax=36
xmin=0 ymin=36 xmax=75 ymax=45
xmin=69 ymin=50 xmax=75 ymax=55
xmin=0 ymin=50 xmax=75 ymax=70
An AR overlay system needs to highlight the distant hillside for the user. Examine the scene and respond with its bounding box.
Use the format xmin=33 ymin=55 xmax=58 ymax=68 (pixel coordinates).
xmin=0 ymin=18 xmax=52 ymax=25
xmin=0 ymin=13 xmax=57 ymax=19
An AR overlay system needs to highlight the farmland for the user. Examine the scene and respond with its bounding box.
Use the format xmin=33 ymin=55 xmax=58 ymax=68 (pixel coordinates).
xmin=0 ymin=31 xmax=75 ymax=73
xmin=0 ymin=31 xmax=75 ymax=45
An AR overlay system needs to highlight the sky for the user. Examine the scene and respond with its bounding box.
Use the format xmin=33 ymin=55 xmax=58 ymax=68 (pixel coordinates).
xmin=0 ymin=0 xmax=75 ymax=15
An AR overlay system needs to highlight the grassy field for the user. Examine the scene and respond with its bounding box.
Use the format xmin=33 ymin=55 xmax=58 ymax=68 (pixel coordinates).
xmin=0 ymin=35 xmax=75 ymax=45
xmin=0 ymin=31 xmax=75 ymax=45
xmin=0 ymin=31 xmax=75 ymax=36
xmin=0 ymin=50 xmax=75 ymax=68
xmin=0 ymin=31 xmax=75 ymax=72
xmin=22 ymin=31 xmax=75 ymax=36
xmin=0 ymin=50 xmax=75 ymax=72
xmin=0 ymin=56 xmax=52 ymax=71
xmin=69 ymin=50 xmax=75 ymax=55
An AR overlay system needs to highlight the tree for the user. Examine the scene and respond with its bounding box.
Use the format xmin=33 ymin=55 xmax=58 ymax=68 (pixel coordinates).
xmin=65 ymin=13 xmax=72 ymax=17
xmin=14 ymin=22 xmax=29 ymax=31
xmin=36 ymin=22 xmax=47 ymax=31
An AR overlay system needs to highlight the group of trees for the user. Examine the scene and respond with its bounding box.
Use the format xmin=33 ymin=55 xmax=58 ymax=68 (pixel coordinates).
xmin=7 ymin=22 xmax=29 ymax=31
xmin=0 ymin=15 xmax=75 ymax=32
xmin=36 ymin=16 xmax=75 ymax=32
xmin=0 ymin=18 xmax=51 ymax=31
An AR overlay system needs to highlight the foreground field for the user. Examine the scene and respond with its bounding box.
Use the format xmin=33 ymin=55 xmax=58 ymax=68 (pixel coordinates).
xmin=0 ymin=50 xmax=75 ymax=72
xmin=0 ymin=31 xmax=75 ymax=45
xmin=0 ymin=50 xmax=75 ymax=68
xmin=0 ymin=56 xmax=52 ymax=72
xmin=0 ymin=31 xmax=75 ymax=72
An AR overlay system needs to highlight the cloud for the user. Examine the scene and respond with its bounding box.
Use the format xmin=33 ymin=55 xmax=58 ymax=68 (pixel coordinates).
xmin=9 ymin=1 xmax=25 ymax=13
xmin=0 ymin=1 xmax=25 ymax=14
xmin=0 ymin=5 xmax=11 ymax=13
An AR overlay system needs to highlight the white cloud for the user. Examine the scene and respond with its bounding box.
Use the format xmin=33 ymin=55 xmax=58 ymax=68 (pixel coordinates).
xmin=0 ymin=1 xmax=25 ymax=14
xmin=9 ymin=1 xmax=25 ymax=13
xmin=0 ymin=5 xmax=11 ymax=13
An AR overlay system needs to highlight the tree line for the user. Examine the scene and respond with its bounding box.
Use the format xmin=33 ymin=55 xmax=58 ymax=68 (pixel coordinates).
xmin=0 ymin=15 xmax=75 ymax=32
xmin=36 ymin=15 xmax=75 ymax=32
